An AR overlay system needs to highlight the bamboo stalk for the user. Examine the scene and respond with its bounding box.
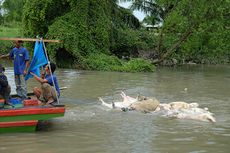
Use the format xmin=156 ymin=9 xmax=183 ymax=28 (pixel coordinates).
xmin=0 ymin=37 xmax=61 ymax=43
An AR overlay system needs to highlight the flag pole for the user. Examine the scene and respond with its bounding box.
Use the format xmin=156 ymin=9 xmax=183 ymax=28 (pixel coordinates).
xmin=41 ymin=38 xmax=60 ymax=104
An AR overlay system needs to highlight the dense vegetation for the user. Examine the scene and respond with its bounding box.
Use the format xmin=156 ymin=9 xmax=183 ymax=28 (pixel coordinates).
xmin=0 ymin=0 xmax=229 ymax=72
xmin=123 ymin=0 xmax=229 ymax=65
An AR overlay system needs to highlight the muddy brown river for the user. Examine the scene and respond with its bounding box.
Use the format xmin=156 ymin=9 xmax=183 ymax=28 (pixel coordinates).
xmin=0 ymin=65 xmax=229 ymax=153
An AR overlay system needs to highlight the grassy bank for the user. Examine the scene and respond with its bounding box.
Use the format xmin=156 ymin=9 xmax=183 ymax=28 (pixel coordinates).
xmin=0 ymin=24 xmax=22 ymax=53
xmin=0 ymin=25 xmax=21 ymax=37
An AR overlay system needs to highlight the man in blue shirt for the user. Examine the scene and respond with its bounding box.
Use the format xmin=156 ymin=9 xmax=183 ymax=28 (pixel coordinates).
xmin=30 ymin=62 xmax=60 ymax=105
xmin=0 ymin=40 xmax=30 ymax=99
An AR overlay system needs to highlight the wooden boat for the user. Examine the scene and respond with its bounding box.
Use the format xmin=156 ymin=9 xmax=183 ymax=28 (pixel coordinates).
xmin=0 ymin=98 xmax=65 ymax=133
xmin=0 ymin=38 xmax=65 ymax=133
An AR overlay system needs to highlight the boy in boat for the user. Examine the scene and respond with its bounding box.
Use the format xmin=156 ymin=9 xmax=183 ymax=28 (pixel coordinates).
xmin=0 ymin=64 xmax=11 ymax=106
xmin=30 ymin=62 xmax=60 ymax=105
xmin=0 ymin=40 xmax=30 ymax=100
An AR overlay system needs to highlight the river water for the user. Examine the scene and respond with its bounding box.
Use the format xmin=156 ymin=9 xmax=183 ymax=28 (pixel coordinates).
xmin=0 ymin=65 xmax=230 ymax=153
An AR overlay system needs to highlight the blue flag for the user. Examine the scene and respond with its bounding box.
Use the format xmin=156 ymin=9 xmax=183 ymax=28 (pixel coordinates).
xmin=25 ymin=41 xmax=48 ymax=81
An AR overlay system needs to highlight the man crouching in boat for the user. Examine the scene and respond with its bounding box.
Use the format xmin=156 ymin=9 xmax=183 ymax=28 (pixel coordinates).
xmin=30 ymin=62 xmax=60 ymax=106
xmin=0 ymin=64 xmax=12 ymax=106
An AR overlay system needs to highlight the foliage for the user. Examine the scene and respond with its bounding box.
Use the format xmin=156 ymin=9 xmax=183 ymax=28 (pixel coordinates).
xmin=1 ymin=0 xmax=24 ymax=23
xmin=125 ymin=0 xmax=229 ymax=64
xmin=111 ymin=27 xmax=139 ymax=58
xmin=44 ymin=0 xmax=111 ymax=64
xmin=23 ymin=0 xmax=70 ymax=37
xmin=122 ymin=58 xmax=155 ymax=72
xmin=0 ymin=15 xmax=3 ymax=25
xmin=82 ymin=53 xmax=155 ymax=72
xmin=142 ymin=15 xmax=161 ymax=26
xmin=0 ymin=24 xmax=21 ymax=53
xmin=82 ymin=53 xmax=122 ymax=71
xmin=21 ymin=0 xmax=155 ymax=72
xmin=2 ymin=0 xmax=228 ymax=72
xmin=136 ymin=29 xmax=157 ymax=50
xmin=170 ymin=0 xmax=230 ymax=64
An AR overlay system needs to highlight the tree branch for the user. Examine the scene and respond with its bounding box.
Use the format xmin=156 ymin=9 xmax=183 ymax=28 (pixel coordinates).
xmin=152 ymin=26 xmax=194 ymax=64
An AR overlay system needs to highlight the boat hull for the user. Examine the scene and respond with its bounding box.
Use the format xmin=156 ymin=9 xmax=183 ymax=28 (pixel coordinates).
xmin=0 ymin=100 xmax=65 ymax=133
xmin=0 ymin=107 xmax=65 ymax=122
xmin=0 ymin=120 xmax=38 ymax=133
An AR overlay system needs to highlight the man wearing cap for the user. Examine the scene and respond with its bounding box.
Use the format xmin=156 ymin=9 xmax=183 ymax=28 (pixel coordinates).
xmin=0 ymin=40 xmax=30 ymax=99
xmin=0 ymin=64 xmax=11 ymax=105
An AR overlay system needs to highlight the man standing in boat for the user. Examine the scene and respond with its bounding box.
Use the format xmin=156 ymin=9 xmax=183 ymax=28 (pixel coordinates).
xmin=0 ymin=40 xmax=30 ymax=100
xmin=30 ymin=62 xmax=60 ymax=105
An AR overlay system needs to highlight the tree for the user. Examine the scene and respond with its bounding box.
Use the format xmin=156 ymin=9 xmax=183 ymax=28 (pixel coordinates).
xmin=120 ymin=0 xmax=230 ymax=64
xmin=23 ymin=0 xmax=142 ymax=68
xmin=2 ymin=0 xmax=24 ymax=22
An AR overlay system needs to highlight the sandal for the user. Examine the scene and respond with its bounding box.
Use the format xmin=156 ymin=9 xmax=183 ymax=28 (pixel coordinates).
xmin=5 ymin=102 xmax=15 ymax=108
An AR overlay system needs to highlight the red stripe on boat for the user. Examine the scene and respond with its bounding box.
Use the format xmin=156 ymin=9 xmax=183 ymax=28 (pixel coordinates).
xmin=0 ymin=107 xmax=65 ymax=117
xmin=0 ymin=120 xmax=38 ymax=128
xmin=24 ymin=99 xmax=39 ymax=106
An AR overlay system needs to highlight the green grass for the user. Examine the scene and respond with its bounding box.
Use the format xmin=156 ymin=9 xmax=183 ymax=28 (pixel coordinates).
xmin=0 ymin=24 xmax=22 ymax=53
xmin=0 ymin=25 xmax=21 ymax=37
